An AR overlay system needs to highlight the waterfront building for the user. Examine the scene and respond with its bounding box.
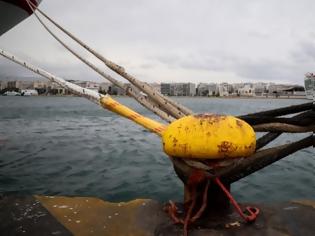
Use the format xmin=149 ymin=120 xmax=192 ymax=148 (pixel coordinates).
xmin=99 ymin=82 xmax=111 ymax=94
xmin=217 ymin=83 xmax=229 ymax=97
xmin=196 ymin=83 xmax=217 ymax=96
xmin=267 ymin=84 xmax=305 ymax=97
xmin=196 ymin=83 xmax=209 ymax=96
xmin=33 ymin=80 xmax=50 ymax=95
xmin=99 ymin=82 xmax=141 ymax=95
xmin=208 ymin=83 xmax=217 ymax=96
xmin=7 ymin=81 xmax=17 ymax=89
xmin=0 ymin=81 xmax=7 ymax=90
xmin=7 ymin=80 xmax=34 ymax=90
xmin=161 ymin=83 xmax=172 ymax=96
xmin=49 ymin=82 xmax=67 ymax=95
xmin=108 ymin=84 xmax=126 ymax=95
xmin=281 ymin=86 xmax=305 ymax=97
xmin=161 ymin=83 xmax=195 ymax=96
xmin=231 ymin=83 xmax=244 ymax=95
xmin=33 ymin=80 xmax=51 ymax=89
xmin=238 ymin=84 xmax=254 ymax=96
xmin=183 ymin=83 xmax=196 ymax=96
xmin=85 ymin=81 xmax=100 ymax=92
xmin=33 ymin=80 xmax=69 ymax=95
xmin=69 ymin=80 xmax=100 ymax=92
xmin=253 ymin=83 xmax=267 ymax=97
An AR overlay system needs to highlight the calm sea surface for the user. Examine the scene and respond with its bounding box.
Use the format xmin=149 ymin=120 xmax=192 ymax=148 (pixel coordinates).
xmin=0 ymin=96 xmax=313 ymax=203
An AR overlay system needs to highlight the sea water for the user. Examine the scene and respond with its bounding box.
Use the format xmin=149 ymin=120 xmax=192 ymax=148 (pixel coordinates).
xmin=0 ymin=96 xmax=313 ymax=203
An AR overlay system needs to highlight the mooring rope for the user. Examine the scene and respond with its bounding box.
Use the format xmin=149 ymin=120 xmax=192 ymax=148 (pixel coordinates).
xmin=25 ymin=0 xmax=175 ymax=123
xmin=0 ymin=49 xmax=167 ymax=135
xmin=26 ymin=0 xmax=193 ymax=119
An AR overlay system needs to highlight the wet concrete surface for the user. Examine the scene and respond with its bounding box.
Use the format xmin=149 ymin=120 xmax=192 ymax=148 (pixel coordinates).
xmin=1 ymin=194 xmax=315 ymax=236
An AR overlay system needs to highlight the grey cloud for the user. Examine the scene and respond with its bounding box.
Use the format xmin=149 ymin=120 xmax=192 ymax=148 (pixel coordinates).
xmin=1 ymin=0 xmax=315 ymax=85
xmin=152 ymin=50 xmax=304 ymax=83
xmin=292 ymin=41 xmax=315 ymax=63
xmin=234 ymin=60 xmax=298 ymax=82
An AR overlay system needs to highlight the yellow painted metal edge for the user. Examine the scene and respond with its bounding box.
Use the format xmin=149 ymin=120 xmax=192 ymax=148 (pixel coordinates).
xmin=35 ymin=195 xmax=153 ymax=236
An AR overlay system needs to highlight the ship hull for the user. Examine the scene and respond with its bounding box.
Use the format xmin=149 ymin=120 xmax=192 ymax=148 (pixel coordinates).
xmin=0 ymin=0 xmax=41 ymax=36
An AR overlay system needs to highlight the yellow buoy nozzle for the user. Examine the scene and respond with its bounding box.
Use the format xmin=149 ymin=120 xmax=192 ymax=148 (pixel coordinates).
xmin=162 ymin=114 xmax=256 ymax=159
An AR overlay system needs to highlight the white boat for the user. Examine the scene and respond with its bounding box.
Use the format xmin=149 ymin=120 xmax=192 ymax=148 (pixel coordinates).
xmin=304 ymin=73 xmax=315 ymax=100
xmin=21 ymin=89 xmax=38 ymax=96
xmin=0 ymin=0 xmax=42 ymax=36
xmin=4 ymin=91 xmax=21 ymax=96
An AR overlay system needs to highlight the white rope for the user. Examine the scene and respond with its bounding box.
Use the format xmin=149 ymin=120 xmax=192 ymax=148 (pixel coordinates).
xmin=25 ymin=0 xmax=193 ymax=118
xmin=0 ymin=49 xmax=102 ymax=104
xmin=25 ymin=0 xmax=174 ymax=123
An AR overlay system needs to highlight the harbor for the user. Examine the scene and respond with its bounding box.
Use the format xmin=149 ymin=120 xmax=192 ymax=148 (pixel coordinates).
xmin=0 ymin=0 xmax=314 ymax=235
xmin=0 ymin=96 xmax=313 ymax=202
xmin=1 ymin=96 xmax=314 ymax=235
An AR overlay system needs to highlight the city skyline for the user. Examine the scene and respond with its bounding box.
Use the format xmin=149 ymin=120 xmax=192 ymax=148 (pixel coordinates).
xmin=0 ymin=75 xmax=305 ymax=86
xmin=1 ymin=1 xmax=315 ymax=86
xmin=1 ymin=78 xmax=305 ymax=98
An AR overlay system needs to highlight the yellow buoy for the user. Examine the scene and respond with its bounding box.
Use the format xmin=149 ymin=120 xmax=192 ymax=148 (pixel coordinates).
xmin=162 ymin=114 xmax=256 ymax=159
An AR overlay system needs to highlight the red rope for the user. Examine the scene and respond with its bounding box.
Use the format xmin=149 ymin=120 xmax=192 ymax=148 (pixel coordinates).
xmin=190 ymin=180 xmax=210 ymax=222
xmin=183 ymin=188 xmax=197 ymax=236
xmin=214 ymin=177 xmax=260 ymax=222
xmin=167 ymin=200 xmax=184 ymax=224
xmin=166 ymin=173 xmax=260 ymax=236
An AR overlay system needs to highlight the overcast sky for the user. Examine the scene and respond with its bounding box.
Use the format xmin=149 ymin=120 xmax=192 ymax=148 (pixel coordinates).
xmin=1 ymin=0 xmax=315 ymax=85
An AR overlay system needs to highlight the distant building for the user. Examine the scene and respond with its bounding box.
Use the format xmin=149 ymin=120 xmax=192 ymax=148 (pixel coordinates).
xmin=161 ymin=83 xmax=172 ymax=96
xmin=217 ymin=83 xmax=229 ymax=97
xmin=238 ymin=84 xmax=254 ymax=96
xmin=267 ymin=84 xmax=288 ymax=97
xmin=7 ymin=80 xmax=33 ymax=90
xmin=209 ymin=84 xmax=217 ymax=96
xmin=0 ymin=81 xmax=7 ymax=90
xmin=174 ymin=83 xmax=184 ymax=96
xmin=268 ymin=84 xmax=305 ymax=97
xmin=99 ymin=82 xmax=111 ymax=94
xmin=68 ymin=80 xmax=100 ymax=92
xmin=33 ymin=80 xmax=51 ymax=95
xmin=85 ymin=81 xmax=100 ymax=92
xmin=196 ymin=83 xmax=208 ymax=96
xmin=281 ymin=86 xmax=305 ymax=97
xmin=197 ymin=83 xmax=217 ymax=96
xmin=108 ymin=84 xmax=126 ymax=95
xmin=161 ymin=83 xmax=195 ymax=96
xmin=49 ymin=82 xmax=67 ymax=95
xmin=183 ymin=83 xmax=196 ymax=96
xmin=33 ymin=80 xmax=51 ymax=89
xmin=173 ymin=83 xmax=184 ymax=96
xmin=231 ymin=83 xmax=244 ymax=95
xmin=0 ymin=78 xmax=306 ymax=98
xmin=253 ymin=83 xmax=267 ymax=97
xmin=7 ymin=81 xmax=16 ymax=89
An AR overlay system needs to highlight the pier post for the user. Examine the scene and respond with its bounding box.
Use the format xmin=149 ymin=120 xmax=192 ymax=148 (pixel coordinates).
xmin=174 ymin=164 xmax=231 ymax=221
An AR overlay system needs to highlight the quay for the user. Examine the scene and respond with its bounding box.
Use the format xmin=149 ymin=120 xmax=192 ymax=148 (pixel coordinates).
xmin=1 ymin=194 xmax=315 ymax=236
